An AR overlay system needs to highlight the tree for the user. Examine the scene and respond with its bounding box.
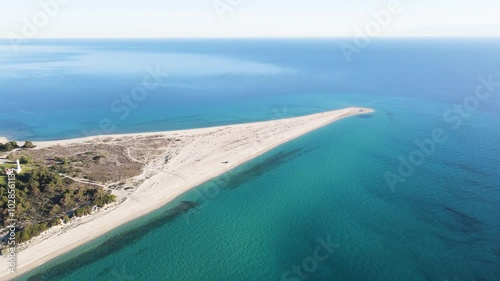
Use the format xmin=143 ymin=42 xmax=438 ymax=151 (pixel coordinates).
xmin=75 ymin=205 xmax=92 ymax=217
xmin=23 ymin=141 xmax=36 ymax=149
xmin=49 ymin=204 xmax=61 ymax=218
xmin=61 ymin=192 xmax=75 ymax=208
xmin=0 ymin=141 xmax=19 ymax=152
xmin=0 ymin=163 xmax=118 ymax=245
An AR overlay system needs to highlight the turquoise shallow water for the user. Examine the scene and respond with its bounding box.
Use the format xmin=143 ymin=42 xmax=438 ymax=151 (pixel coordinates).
xmin=2 ymin=39 xmax=500 ymax=280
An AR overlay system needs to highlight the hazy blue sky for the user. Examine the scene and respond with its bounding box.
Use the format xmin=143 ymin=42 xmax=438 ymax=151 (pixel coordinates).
xmin=1 ymin=0 xmax=499 ymax=38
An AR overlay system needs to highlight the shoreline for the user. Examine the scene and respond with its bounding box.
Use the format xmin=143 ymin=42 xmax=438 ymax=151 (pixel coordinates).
xmin=0 ymin=107 xmax=374 ymax=280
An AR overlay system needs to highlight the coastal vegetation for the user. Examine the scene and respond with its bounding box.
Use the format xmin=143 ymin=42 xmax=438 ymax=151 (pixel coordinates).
xmin=22 ymin=141 xmax=36 ymax=149
xmin=0 ymin=162 xmax=116 ymax=246
xmin=0 ymin=135 xmax=181 ymax=254
xmin=0 ymin=141 xmax=35 ymax=152
xmin=0 ymin=141 xmax=19 ymax=152
xmin=0 ymin=136 xmax=174 ymax=248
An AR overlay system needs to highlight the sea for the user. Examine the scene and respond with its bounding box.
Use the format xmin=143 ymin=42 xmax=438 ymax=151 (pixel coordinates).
xmin=1 ymin=38 xmax=499 ymax=281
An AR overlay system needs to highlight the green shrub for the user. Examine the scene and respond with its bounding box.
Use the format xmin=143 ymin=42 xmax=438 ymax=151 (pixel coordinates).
xmin=0 ymin=164 xmax=119 ymax=244
xmin=93 ymin=189 xmax=117 ymax=207
xmin=0 ymin=141 xmax=19 ymax=152
xmin=19 ymin=156 xmax=32 ymax=164
xmin=22 ymin=141 xmax=36 ymax=149
xmin=49 ymin=218 xmax=62 ymax=227
xmin=15 ymin=223 xmax=48 ymax=243
xmin=62 ymin=215 xmax=70 ymax=224
xmin=75 ymin=205 xmax=92 ymax=217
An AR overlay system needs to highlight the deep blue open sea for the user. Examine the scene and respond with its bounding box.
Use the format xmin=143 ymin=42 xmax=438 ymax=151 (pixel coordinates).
xmin=1 ymin=39 xmax=500 ymax=281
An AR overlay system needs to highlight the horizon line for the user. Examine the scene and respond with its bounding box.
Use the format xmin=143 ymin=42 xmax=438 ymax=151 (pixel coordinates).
xmin=1 ymin=35 xmax=500 ymax=40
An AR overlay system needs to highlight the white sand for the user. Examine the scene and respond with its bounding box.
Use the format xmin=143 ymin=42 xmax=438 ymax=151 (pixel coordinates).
xmin=0 ymin=107 xmax=373 ymax=280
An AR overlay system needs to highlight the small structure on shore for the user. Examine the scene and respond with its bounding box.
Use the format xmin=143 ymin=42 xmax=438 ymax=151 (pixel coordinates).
xmin=16 ymin=159 xmax=22 ymax=174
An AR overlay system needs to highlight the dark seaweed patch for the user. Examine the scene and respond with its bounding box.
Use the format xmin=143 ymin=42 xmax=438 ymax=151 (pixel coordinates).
xmin=443 ymin=206 xmax=483 ymax=233
xmin=219 ymin=147 xmax=317 ymax=190
xmin=23 ymin=201 xmax=199 ymax=281
xmin=448 ymin=162 xmax=492 ymax=178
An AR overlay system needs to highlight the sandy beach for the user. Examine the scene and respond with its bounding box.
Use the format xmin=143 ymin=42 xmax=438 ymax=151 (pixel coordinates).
xmin=0 ymin=107 xmax=373 ymax=280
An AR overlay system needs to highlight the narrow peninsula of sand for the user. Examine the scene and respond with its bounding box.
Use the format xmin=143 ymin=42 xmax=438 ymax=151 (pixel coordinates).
xmin=0 ymin=107 xmax=373 ymax=279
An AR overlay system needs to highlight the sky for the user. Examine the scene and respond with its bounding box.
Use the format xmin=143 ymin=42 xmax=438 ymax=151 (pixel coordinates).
xmin=0 ymin=0 xmax=499 ymax=38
